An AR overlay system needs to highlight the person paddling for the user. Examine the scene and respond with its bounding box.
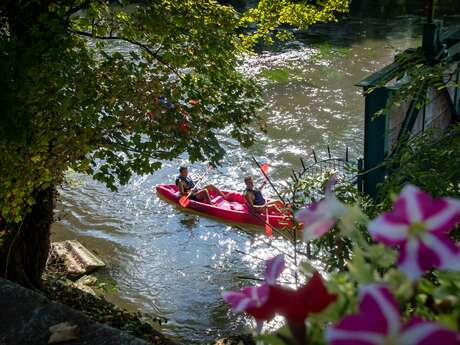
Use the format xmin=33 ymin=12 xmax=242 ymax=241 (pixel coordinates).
xmin=176 ymin=166 xmax=225 ymax=204
xmin=243 ymin=175 xmax=282 ymax=212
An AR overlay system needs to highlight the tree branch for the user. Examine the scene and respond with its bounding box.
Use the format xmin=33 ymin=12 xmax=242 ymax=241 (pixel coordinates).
xmin=69 ymin=29 xmax=184 ymax=81
xmin=104 ymin=134 xmax=176 ymax=158
xmin=64 ymin=0 xmax=92 ymax=19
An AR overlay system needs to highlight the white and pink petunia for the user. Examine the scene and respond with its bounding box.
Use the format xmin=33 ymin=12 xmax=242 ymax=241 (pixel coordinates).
xmin=222 ymin=255 xmax=336 ymax=335
xmin=264 ymin=254 xmax=285 ymax=285
xmin=326 ymin=284 xmax=458 ymax=345
xmin=222 ymin=255 xmax=284 ymax=313
xmin=296 ymin=174 xmax=346 ymax=241
xmin=221 ymin=284 xmax=270 ymax=314
xmin=221 ymin=255 xmax=284 ymax=315
xmin=368 ymin=185 xmax=460 ymax=280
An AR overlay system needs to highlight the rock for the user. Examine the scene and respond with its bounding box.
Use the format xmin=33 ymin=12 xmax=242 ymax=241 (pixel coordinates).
xmin=50 ymin=240 xmax=105 ymax=279
xmin=48 ymin=322 xmax=79 ymax=343
xmin=72 ymin=281 xmax=97 ymax=296
xmin=76 ymin=275 xmax=98 ymax=286
xmin=71 ymin=275 xmax=98 ymax=295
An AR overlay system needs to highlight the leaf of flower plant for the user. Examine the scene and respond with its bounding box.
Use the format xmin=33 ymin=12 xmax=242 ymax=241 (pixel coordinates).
xmin=383 ymin=268 xmax=413 ymax=302
xmin=347 ymin=247 xmax=375 ymax=284
xmin=299 ymin=260 xmax=315 ymax=277
xmin=366 ymin=243 xmax=398 ymax=269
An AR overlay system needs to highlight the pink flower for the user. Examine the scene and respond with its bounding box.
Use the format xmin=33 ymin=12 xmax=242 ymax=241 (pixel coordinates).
xmin=222 ymin=255 xmax=336 ymax=333
xmin=326 ymin=284 xmax=458 ymax=345
xmin=222 ymin=255 xmax=284 ymax=331
xmin=368 ymin=185 xmax=460 ymax=280
xmin=296 ymin=174 xmax=346 ymax=241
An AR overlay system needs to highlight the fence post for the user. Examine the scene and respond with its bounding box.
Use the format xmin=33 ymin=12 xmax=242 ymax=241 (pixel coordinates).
xmin=300 ymin=158 xmax=306 ymax=172
xmin=357 ymin=158 xmax=364 ymax=193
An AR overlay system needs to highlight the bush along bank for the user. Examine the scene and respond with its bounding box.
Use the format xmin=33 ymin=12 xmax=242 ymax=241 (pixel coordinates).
xmin=222 ymin=168 xmax=460 ymax=344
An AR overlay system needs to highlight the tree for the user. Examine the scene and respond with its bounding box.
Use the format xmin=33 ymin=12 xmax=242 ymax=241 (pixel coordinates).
xmin=0 ymin=0 xmax=350 ymax=288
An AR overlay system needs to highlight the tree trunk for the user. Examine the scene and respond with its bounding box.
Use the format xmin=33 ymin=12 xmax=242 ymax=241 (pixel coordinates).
xmin=0 ymin=185 xmax=55 ymax=289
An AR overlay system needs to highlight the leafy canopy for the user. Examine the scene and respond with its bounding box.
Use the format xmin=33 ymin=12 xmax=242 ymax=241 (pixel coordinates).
xmin=0 ymin=0 xmax=350 ymax=224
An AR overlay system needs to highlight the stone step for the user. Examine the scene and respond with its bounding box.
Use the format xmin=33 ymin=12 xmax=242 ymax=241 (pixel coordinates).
xmin=50 ymin=240 xmax=105 ymax=278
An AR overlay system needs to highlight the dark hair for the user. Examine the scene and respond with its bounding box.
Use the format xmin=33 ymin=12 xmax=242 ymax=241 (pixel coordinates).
xmin=244 ymin=175 xmax=253 ymax=183
xmin=179 ymin=166 xmax=188 ymax=173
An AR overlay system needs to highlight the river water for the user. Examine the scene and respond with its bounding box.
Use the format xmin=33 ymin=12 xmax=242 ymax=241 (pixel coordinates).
xmin=51 ymin=16 xmax=459 ymax=344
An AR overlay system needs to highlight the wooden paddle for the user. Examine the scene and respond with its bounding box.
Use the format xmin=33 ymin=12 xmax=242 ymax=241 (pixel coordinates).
xmin=178 ymin=164 xmax=212 ymax=207
xmin=265 ymin=207 xmax=272 ymax=236
xmin=251 ymin=156 xmax=285 ymax=204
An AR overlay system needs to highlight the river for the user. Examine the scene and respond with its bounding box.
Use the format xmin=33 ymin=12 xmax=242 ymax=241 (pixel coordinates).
xmin=51 ymin=15 xmax=459 ymax=344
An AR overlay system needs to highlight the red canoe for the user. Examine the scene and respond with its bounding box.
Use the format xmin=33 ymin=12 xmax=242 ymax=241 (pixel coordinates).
xmin=155 ymin=184 xmax=292 ymax=230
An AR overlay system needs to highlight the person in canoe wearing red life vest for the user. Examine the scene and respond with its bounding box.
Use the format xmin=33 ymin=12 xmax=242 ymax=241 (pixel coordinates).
xmin=244 ymin=175 xmax=282 ymax=212
xmin=176 ymin=166 xmax=226 ymax=204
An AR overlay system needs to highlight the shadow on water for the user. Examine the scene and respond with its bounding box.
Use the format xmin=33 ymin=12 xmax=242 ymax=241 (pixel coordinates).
xmin=350 ymin=0 xmax=460 ymax=18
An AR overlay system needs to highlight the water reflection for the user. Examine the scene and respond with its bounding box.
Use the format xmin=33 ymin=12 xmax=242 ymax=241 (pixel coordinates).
xmin=51 ymin=17 xmax=459 ymax=344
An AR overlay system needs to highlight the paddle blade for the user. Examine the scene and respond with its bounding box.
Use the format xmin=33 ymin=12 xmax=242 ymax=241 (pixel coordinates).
xmin=265 ymin=223 xmax=273 ymax=237
xmin=260 ymin=163 xmax=269 ymax=175
xmin=179 ymin=195 xmax=190 ymax=207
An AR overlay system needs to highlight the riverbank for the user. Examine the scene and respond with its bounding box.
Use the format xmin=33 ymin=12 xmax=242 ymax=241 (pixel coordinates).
xmin=42 ymin=249 xmax=175 ymax=345
xmin=42 ymin=247 xmax=255 ymax=345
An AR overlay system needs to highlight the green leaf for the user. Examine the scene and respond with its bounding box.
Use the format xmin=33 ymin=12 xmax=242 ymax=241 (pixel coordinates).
xmin=347 ymin=247 xmax=375 ymax=284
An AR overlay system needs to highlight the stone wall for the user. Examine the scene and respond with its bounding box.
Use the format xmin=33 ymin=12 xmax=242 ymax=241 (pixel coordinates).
xmin=0 ymin=277 xmax=151 ymax=345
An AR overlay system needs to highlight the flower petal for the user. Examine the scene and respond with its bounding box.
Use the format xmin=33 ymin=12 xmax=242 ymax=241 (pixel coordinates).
xmin=270 ymin=272 xmax=337 ymax=324
xmin=424 ymin=197 xmax=460 ymax=234
xmin=416 ymin=239 xmax=441 ymax=272
xmin=297 ymin=196 xmax=345 ymax=241
xmin=222 ymin=284 xmax=269 ymax=313
xmin=398 ymin=238 xmax=423 ymax=280
xmin=264 ymin=255 xmax=285 ymax=285
xmin=297 ymin=201 xmax=337 ymax=241
xmin=243 ymin=284 xmax=270 ymax=307
xmin=421 ymin=233 xmax=460 ymax=272
xmin=324 ymin=195 xmax=347 ymax=218
xmin=400 ymin=317 xmax=458 ymax=345
xmin=298 ymin=272 xmax=337 ymax=314
xmin=222 ymin=291 xmax=255 ymax=313
xmin=303 ymin=217 xmax=337 ymax=241
xmin=246 ymin=285 xmax=279 ymax=322
xmin=359 ymin=285 xmax=401 ymax=336
xmin=295 ymin=201 xmax=320 ymax=224
xmin=326 ymin=327 xmax=386 ymax=345
xmin=326 ymin=285 xmax=401 ymax=345
xmin=368 ymin=213 xmax=409 ymax=246
xmin=398 ymin=185 xmax=424 ymax=223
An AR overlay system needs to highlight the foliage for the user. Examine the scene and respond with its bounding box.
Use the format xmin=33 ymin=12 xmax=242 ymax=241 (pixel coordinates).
xmin=0 ymin=0 xmax=259 ymax=226
xmin=239 ymin=0 xmax=351 ymax=49
xmin=225 ymin=182 xmax=460 ymax=345
xmin=0 ymin=0 xmax=351 ymax=231
xmin=367 ymin=48 xmax=459 ymax=119
xmin=283 ymin=169 xmax=373 ymax=272
xmin=227 ymin=126 xmax=460 ymax=343
xmin=379 ymin=125 xmax=460 ymax=204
